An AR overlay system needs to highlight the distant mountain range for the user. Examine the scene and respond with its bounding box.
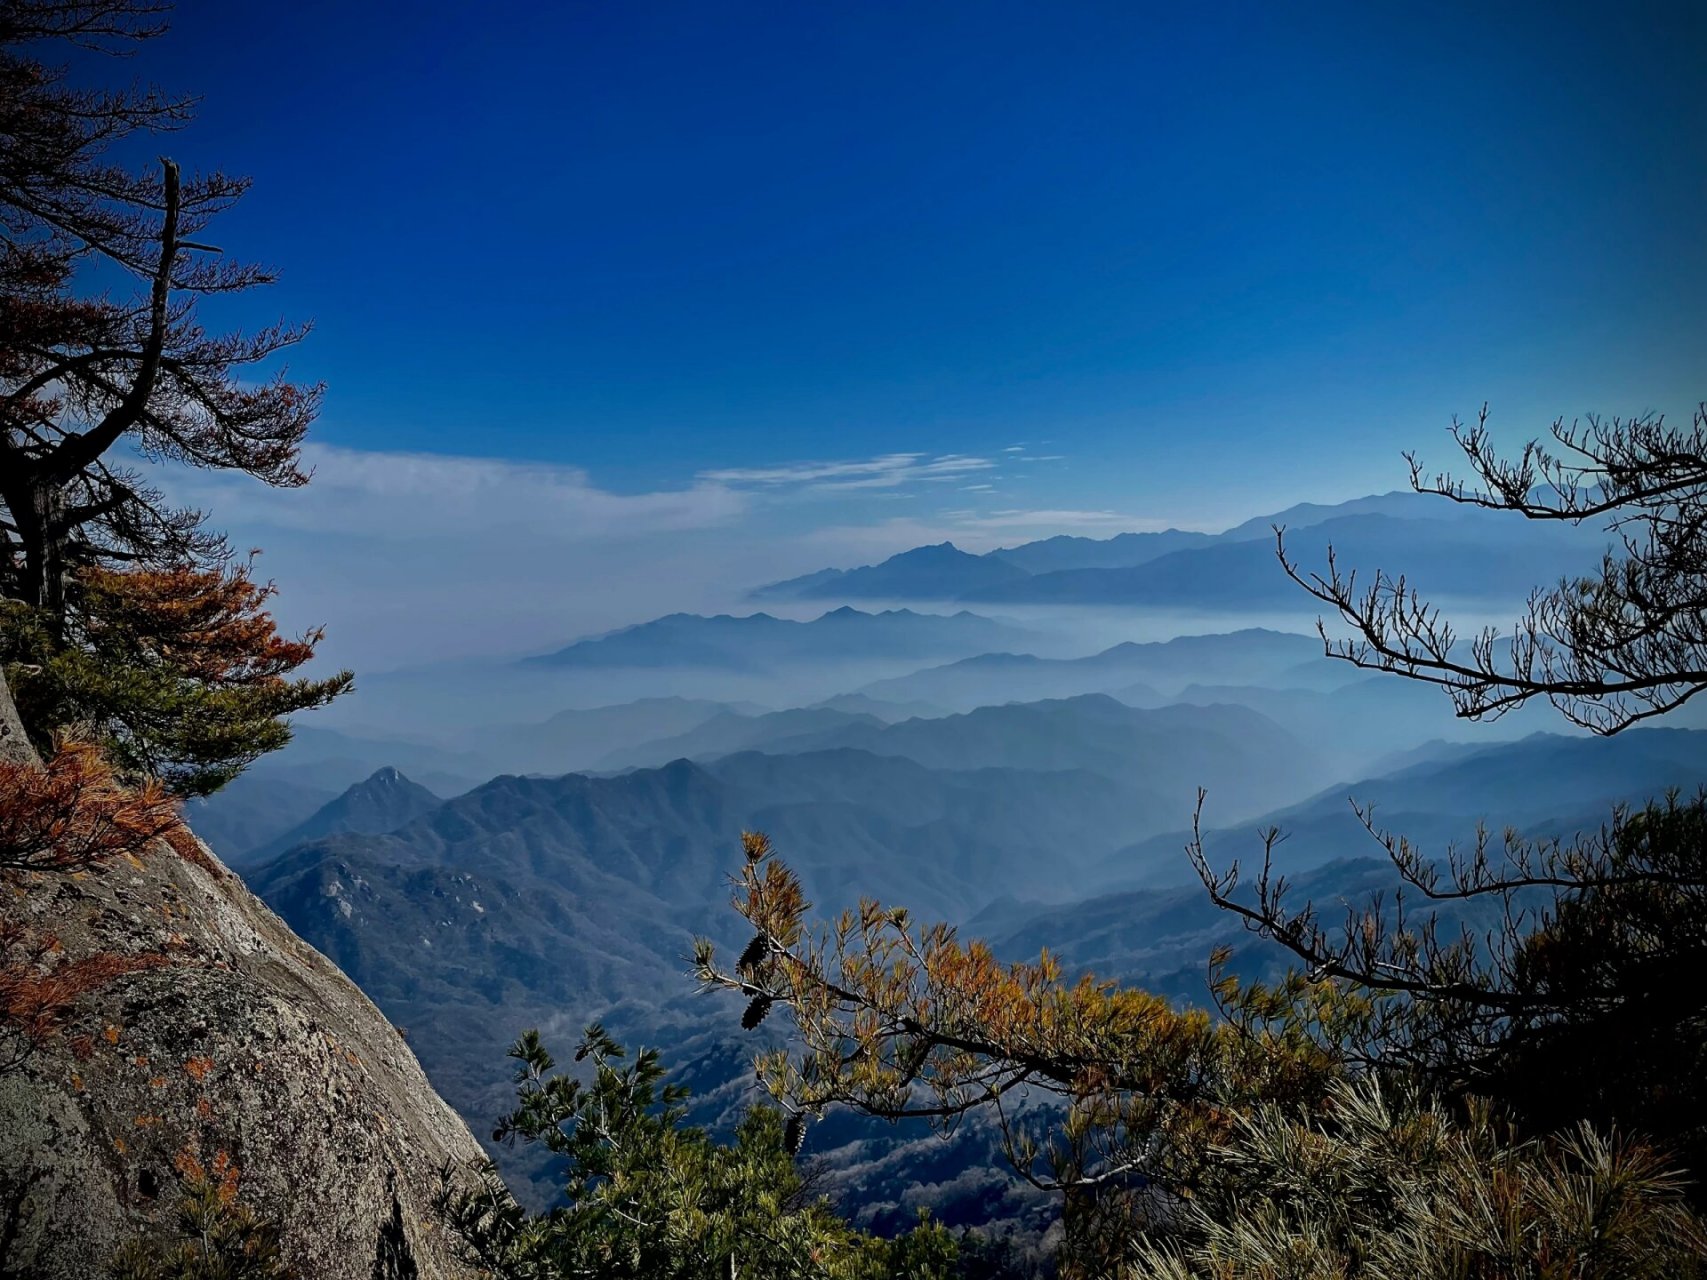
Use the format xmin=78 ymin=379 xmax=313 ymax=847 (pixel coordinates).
xmin=236 ymin=692 xmax=1337 ymax=1183
xmin=521 ymin=606 xmax=1038 ymax=670
xmin=808 ymin=692 xmax=951 ymax=721
xmin=195 ymin=649 xmax=1332 ymax=858
xmin=855 ymin=628 xmax=1336 ymax=709
xmin=757 ymin=543 xmax=1032 ymax=601
xmin=186 ymin=726 xmax=489 ymax=863
xmin=467 ymin=696 xmax=756 ymax=776
xmin=247 ymin=744 xmax=1183 ymax=1015
xmin=595 ymin=706 xmax=884 ymax=771
xmin=1094 ymin=726 xmax=1707 ymax=890
xmin=192 ymin=693 xmax=944 ymax=861
xmin=986 ymin=528 xmax=1217 ymax=574
xmin=600 ymin=693 xmax=1327 ymax=824
xmin=1117 ymin=675 xmax=1569 ymax=779
xmin=754 ymin=491 xmax=1611 ymax=606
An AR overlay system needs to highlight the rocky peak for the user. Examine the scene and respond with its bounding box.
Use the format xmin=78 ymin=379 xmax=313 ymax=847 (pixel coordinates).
xmin=0 ymin=671 xmax=486 ymax=1278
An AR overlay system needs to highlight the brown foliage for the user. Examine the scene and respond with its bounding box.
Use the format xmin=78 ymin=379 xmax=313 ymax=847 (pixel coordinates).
xmin=0 ymin=919 xmax=168 ymax=1069
xmin=75 ymin=563 xmax=324 ymax=689
xmin=698 ymin=836 xmax=1344 ymax=1205
xmin=0 ymin=736 xmax=179 ymax=874
xmin=173 ymin=1148 xmax=240 ymax=1205
xmin=2 ymin=559 xmax=353 ymax=794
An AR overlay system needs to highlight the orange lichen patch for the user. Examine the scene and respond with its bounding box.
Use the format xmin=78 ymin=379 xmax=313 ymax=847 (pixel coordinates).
xmin=113 ymin=1137 xmax=126 ymax=1154
xmin=133 ymin=1114 xmax=162 ymax=1128
xmin=122 ymin=852 xmax=145 ymax=871
xmin=174 ymin=1145 xmax=203 ymax=1179
xmin=148 ymin=1076 xmax=166 ymax=1089
xmin=195 ymin=1098 xmax=213 ymax=1119
xmin=207 ymin=1150 xmax=240 ymax=1202
xmin=70 ymin=1073 xmax=84 ymax=1091
xmin=183 ymin=1056 xmax=213 ymax=1081
xmin=343 ymin=1049 xmax=362 ymax=1068
xmin=132 ymin=1054 xmax=149 ymax=1067
xmin=102 ymin=1025 xmax=120 ymax=1045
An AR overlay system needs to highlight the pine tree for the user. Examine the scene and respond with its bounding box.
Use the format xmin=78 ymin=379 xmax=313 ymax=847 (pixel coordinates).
xmin=438 ymin=1024 xmax=964 ymax=1279
xmin=0 ymin=2 xmax=349 ymax=791
xmin=109 ymin=1162 xmax=293 ymax=1280
xmin=1 ymin=561 xmax=349 ymax=795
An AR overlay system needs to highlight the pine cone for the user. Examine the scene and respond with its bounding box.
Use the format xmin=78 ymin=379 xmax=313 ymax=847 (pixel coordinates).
xmin=742 ymin=994 xmax=774 ymax=1030
xmin=737 ymin=933 xmax=768 ymax=971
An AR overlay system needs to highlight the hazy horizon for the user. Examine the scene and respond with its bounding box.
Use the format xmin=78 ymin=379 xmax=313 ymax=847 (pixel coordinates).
xmin=90 ymin=0 xmax=1705 ymax=671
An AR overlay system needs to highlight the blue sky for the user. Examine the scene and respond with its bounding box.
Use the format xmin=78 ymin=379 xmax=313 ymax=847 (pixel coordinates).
xmin=83 ymin=1 xmax=1707 ymax=665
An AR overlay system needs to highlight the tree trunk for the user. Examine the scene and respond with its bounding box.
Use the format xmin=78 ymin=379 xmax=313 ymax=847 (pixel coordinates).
xmin=6 ymin=476 xmax=66 ymax=622
xmin=30 ymin=483 xmax=66 ymax=624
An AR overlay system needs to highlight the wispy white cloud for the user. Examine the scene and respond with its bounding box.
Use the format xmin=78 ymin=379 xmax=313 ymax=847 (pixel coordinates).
xmin=180 ymin=444 xmax=746 ymax=540
xmin=152 ymin=442 xmax=1116 ymax=671
xmin=158 ymin=445 xmax=761 ymax=670
xmin=698 ymin=451 xmax=996 ymax=492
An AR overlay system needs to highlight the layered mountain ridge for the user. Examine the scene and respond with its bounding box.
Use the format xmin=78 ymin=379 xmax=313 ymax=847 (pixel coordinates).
xmin=754 ymin=491 xmax=1611 ymax=606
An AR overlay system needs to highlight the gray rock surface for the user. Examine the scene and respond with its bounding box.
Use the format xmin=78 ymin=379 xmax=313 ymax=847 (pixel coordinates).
xmin=0 ymin=671 xmax=487 ymax=1278
xmin=0 ymin=668 xmax=29 ymax=767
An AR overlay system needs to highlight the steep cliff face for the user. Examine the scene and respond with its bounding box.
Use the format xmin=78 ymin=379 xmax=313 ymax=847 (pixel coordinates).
xmin=0 ymin=672 xmax=487 ymax=1278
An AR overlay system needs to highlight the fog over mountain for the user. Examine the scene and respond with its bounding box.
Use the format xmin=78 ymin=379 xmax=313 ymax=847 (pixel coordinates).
xmin=524 ymin=606 xmax=1040 ymax=670
xmin=855 ymin=629 xmax=1336 ymax=710
xmin=1097 ymin=727 xmax=1707 ymax=891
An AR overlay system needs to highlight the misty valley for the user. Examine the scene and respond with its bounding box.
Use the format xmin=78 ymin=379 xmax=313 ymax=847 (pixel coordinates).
xmin=185 ymin=488 xmax=1707 ymax=1248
